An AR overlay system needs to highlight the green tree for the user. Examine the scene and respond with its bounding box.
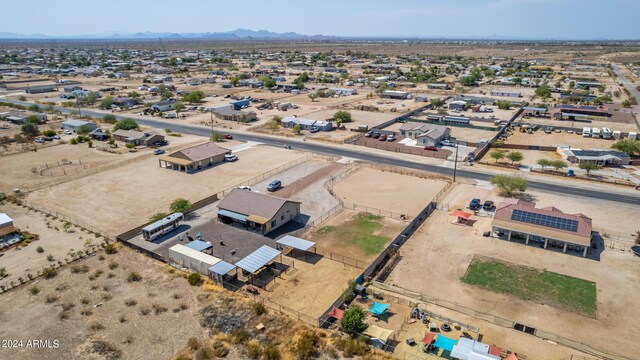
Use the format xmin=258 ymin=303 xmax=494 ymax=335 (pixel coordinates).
xmin=187 ymin=273 xmax=202 ymax=286
xmin=490 ymin=174 xmax=528 ymax=196
xmin=579 ymin=162 xmax=600 ymax=176
xmin=26 ymin=115 xmax=41 ymax=124
xmin=77 ymin=124 xmax=93 ymax=135
xmin=537 ymin=158 xmax=552 ymax=171
xmin=150 ymin=212 xmax=168 ymax=222
xmin=127 ymin=91 xmax=140 ymax=98
xmin=43 ymin=129 xmax=57 ymax=137
xmin=292 ymin=124 xmax=301 ymax=135
xmin=622 ymin=99 xmax=632 ymax=108
xmin=267 ymin=115 xmax=281 ymax=129
xmin=307 ymin=93 xmax=317 ymax=102
xmin=174 ymin=102 xmax=185 ymax=114
xmin=21 ymin=123 xmax=39 ymax=138
xmin=430 ymin=98 xmax=445 ymax=108
xmin=211 ymin=131 xmax=225 ymax=142
xmin=99 ymin=96 xmax=114 ymax=109
xmin=113 ymin=119 xmax=139 ymax=131
xmin=568 ymin=81 xmax=575 ymax=89
xmin=340 ymin=305 xmax=367 ymax=335
xmin=612 ymin=139 xmax=640 ymax=156
xmin=229 ymin=77 xmax=240 ymax=87
xmin=28 ymin=104 xmax=41 ymax=112
xmin=82 ymin=92 xmax=98 ymax=105
xmin=182 ymin=91 xmax=204 ymax=103
xmin=333 ymin=110 xmax=352 ymax=123
xmin=535 ymin=84 xmax=551 ymax=99
xmin=103 ymin=114 xmax=116 ymax=123
xmin=496 ymin=101 xmax=511 ymax=110
xmin=170 ymin=198 xmax=192 ymax=214
xmin=489 ymin=149 xmax=506 ymax=163
xmin=550 ymin=160 xmax=568 ymax=171
xmin=506 ymin=151 xmax=524 ymax=164
xmin=259 ymin=76 xmax=276 ymax=89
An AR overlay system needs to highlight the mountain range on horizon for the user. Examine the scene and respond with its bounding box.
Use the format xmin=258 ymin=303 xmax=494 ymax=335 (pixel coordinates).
xmin=0 ymin=29 xmax=629 ymax=41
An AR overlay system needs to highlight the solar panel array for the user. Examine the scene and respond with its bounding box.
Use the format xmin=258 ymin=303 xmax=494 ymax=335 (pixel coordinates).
xmin=511 ymin=209 xmax=579 ymax=232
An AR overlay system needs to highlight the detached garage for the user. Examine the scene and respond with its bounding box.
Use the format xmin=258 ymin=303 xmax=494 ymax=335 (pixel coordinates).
xmin=62 ymin=119 xmax=97 ymax=132
xmin=168 ymin=244 xmax=221 ymax=275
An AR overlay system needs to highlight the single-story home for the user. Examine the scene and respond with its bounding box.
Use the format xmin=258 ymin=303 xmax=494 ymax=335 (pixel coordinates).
xmin=329 ymin=87 xmax=358 ymax=96
xmin=381 ymin=90 xmax=410 ymax=99
xmin=399 ymin=122 xmax=451 ymax=146
xmin=159 ymin=142 xmax=231 ymax=173
xmin=212 ymin=106 xmax=257 ymax=122
xmin=281 ymin=117 xmax=333 ymax=131
xmin=217 ymin=189 xmax=301 ymax=235
xmin=112 ymin=97 xmax=138 ymax=108
xmin=25 ymin=84 xmax=58 ymax=94
xmin=449 ymin=100 xmax=467 ymax=111
xmin=490 ymin=90 xmax=521 ymax=98
xmin=62 ymin=119 xmax=97 ymax=132
xmin=151 ymin=99 xmax=177 ymax=112
xmin=112 ymin=129 xmax=165 ymax=146
xmin=0 ymin=110 xmax=47 ymax=124
xmin=90 ymin=129 xmax=110 ymax=141
xmin=557 ymin=146 xmax=630 ymax=166
xmin=453 ymin=95 xmax=496 ymax=105
xmin=491 ymin=198 xmax=593 ymax=257
xmin=414 ymin=94 xmax=429 ymax=102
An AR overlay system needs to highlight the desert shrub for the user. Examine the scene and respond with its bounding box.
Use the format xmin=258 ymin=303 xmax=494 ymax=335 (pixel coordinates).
xmin=58 ymin=311 xmax=70 ymax=320
xmin=108 ymin=261 xmax=118 ymax=270
xmin=152 ymin=304 xmax=168 ymax=315
xmin=187 ymin=337 xmax=200 ymax=351
xmin=45 ymin=295 xmax=59 ymax=303
xmin=263 ymin=344 xmax=282 ymax=360
xmin=119 ymin=315 xmax=127 ymax=323
xmin=47 ymin=254 xmax=55 ymax=261
xmin=292 ymin=331 xmax=319 ymax=360
xmin=211 ymin=341 xmax=229 ymax=358
xmin=71 ymin=264 xmax=90 ymax=273
xmin=231 ymin=328 xmax=249 ymax=344
xmin=343 ymin=336 xmax=368 ymax=357
xmin=92 ymin=341 xmax=122 ymax=359
xmin=29 ymin=286 xmax=40 ymax=295
xmin=90 ymin=322 xmax=105 ymax=331
xmin=61 ymin=302 xmax=75 ymax=311
xmin=36 ymin=246 xmax=44 ymax=253
xmin=104 ymin=242 xmax=117 ymax=254
xmin=42 ymin=267 xmax=58 ymax=279
xmin=245 ymin=342 xmax=262 ymax=359
xmin=81 ymin=309 xmax=93 ymax=316
xmin=127 ymin=272 xmax=141 ymax=282
xmin=253 ymin=301 xmax=266 ymax=315
xmin=81 ymin=298 xmax=90 ymax=305
xmin=139 ymin=307 xmax=150 ymax=316
xmin=124 ymin=299 xmax=137 ymax=307
xmin=195 ymin=344 xmax=215 ymax=360
xmin=187 ymin=272 xmax=202 ymax=286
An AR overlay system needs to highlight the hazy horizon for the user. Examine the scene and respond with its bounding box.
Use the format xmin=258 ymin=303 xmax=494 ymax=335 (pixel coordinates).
xmin=1 ymin=0 xmax=640 ymax=40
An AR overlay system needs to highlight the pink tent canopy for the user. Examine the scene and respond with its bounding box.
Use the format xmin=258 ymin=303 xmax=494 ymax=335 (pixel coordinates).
xmin=328 ymin=306 xmax=343 ymax=320
xmin=503 ymin=353 xmax=518 ymax=360
xmin=451 ymin=210 xmax=472 ymax=219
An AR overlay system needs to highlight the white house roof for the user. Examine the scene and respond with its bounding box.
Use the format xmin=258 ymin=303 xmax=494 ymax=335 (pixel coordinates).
xmin=235 ymin=245 xmax=281 ymax=273
xmin=0 ymin=213 xmax=13 ymax=227
xmin=168 ymin=244 xmax=221 ymax=267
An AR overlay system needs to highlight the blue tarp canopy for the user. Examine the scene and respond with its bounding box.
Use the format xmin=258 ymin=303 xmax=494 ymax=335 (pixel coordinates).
xmin=184 ymin=240 xmax=212 ymax=252
xmin=218 ymin=209 xmax=247 ymax=222
xmin=276 ymin=235 xmax=316 ymax=251
xmin=434 ymin=334 xmax=457 ymax=352
xmin=235 ymin=245 xmax=281 ymax=274
xmin=369 ymin=301 xmax=390 ymax=316
xmin=208 ymin=261 xmax=236 ymax=276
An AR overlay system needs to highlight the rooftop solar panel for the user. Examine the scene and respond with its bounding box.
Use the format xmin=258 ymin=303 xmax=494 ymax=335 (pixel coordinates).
xmin=511 ymin=209 xmax=579 ymax=232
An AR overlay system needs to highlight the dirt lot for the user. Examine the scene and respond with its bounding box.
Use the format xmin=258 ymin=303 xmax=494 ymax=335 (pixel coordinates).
xmin=520 ymin=114 xmax=639 ymax=133
xmin=264 ymin=255 xmax=362 ymax=319
xmin=299 ymin=108 xmax=397 ymax=130
xmin=506 ymin=128 xmax=620 ymax=148
xmin=25 ymin=145 xmax=306 ymax=235
xmin=0 ymin=202 xmax=103 ymax=286
xmin=450 ymin=126 xmax=499 ymax=143
xmin=385 ymin=184 xmax=640 ymax=359
xmin=0 ymin=247 xmax=207 ymax=360
xmin=332 ymin=167 xmax=448 ymax=216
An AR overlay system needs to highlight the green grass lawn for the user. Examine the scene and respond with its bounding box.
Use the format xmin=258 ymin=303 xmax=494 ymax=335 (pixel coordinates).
xmin=316 ymin=213 xmax=390 ymax=256
xmin=462 ymin=257 xmax=597 ymax=317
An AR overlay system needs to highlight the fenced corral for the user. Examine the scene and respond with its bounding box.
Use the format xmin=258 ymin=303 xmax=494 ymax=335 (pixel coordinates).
xmin=16 ymin=199 xmax=113 ymax=241
xmin=372 ymin=282 xmax=633 ymax=360
xmin=0 ymin=246 xmax=99 ymax=294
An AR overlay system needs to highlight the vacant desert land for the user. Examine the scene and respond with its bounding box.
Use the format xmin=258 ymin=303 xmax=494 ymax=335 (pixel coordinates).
xmin=386 ymin=208 xmax=640 ymax=359
xmin=265 ymin=256 xmax=362 ymax=319
xmin=0 ymin=247 xmax=205 ymax=360
xmin=332 ymin=167 xmax=448 ymax=216
xmin=506 ymin=129 xmax=618 ymax=148
xmin=25 ymin=145 xmax=306 ymax=234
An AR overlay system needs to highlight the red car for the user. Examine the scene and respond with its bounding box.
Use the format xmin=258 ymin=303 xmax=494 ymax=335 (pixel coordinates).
xmin=224 ymin=134 xmax=233 ymax=139
xmin=378 ymin=134 xmax=387 ymax=141
xmin=424 ymin=146 xmax=438 ymax=151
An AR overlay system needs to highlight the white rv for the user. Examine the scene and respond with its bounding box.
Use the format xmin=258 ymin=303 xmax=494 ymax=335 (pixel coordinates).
xmin=602 ymin=128 xmax=612 ymax=139
xmin=629 ymin=132 xmax=638 ymax=140
xmin=591 ymin=127 xmax=601 ymax=138
xmin=613 ymin=130 xmax=621 ymax=139
xmin=582 ymin=127 xmax=591 ymax=137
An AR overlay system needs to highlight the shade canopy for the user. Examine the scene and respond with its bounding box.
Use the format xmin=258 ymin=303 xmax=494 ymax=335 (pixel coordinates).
xmin=218 ymin=209 xmax=247 ymax=222
xmin=422 ymin=332 xmax=436 ymax=344
xmin=504 ymin=353 xmax=518 ymax=360
xmin=433 ymin=334 xmax=457 ymax=352
xmin=451 ymin=210 xmax=472 ymax=219
xmin=276 ymin=235 xmax=316 ymax=251
xmin=362 ymin=325 xmax=393 ymax=343
xmin=208 ymin=261 xmax=236 ymax=276
xmin=488 ymin=344 xmax=502 ymax=356
xmin=328 ymin=306 xmax=343 ymax=320
xmin=235 ymin=245 xmax=281 ymax=274
xmin=369 ymin=301 xmax=390 ymax=315
xmin=185 ymin=240 xmax=213 ymax=252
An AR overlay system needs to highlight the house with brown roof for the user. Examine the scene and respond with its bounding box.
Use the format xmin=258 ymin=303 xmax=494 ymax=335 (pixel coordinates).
xmin=217 ymin=189 xmax=301 ymax=235
xmin=491 ymin=198 xmax=593 ymax=257
xmin=399 ymin=122 xmax=451 ymax=146
xmin=158 ymin=142 xmax=231 ymax=173
xmin=112 ymin=129 xmax=165 ymax=146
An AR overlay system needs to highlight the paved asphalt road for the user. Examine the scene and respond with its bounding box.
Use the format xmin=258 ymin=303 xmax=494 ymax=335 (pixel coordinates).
xmin=613 ymin=63 xmax=640 ymax=104
xmin=2 ymin=97 xmax=639 ymax=205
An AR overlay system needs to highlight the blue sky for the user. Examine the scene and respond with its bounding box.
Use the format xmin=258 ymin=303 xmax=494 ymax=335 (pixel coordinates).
xmin=1 ymin=0 xmax=639 ymax=39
